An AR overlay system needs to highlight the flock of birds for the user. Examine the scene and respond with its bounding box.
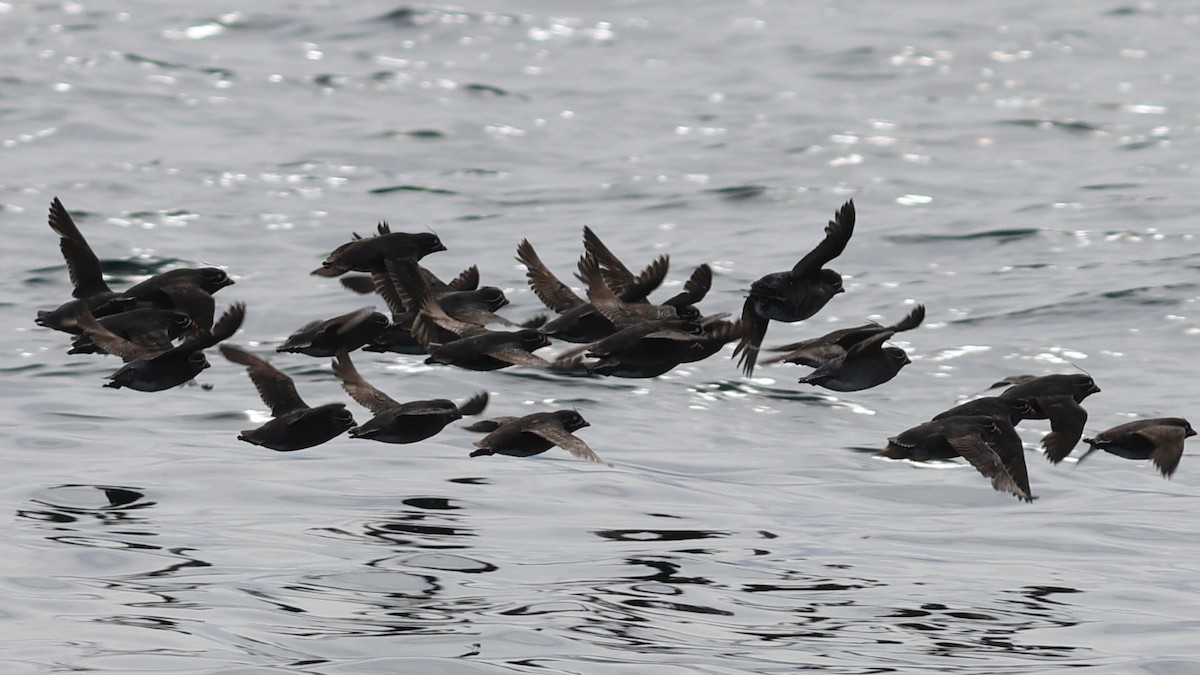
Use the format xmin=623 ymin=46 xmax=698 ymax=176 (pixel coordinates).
xmin=34 ymin=197 xmax=1195 ymax=502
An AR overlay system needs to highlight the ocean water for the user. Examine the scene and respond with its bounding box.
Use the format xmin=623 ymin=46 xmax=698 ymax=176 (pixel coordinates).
xmin=4 ymin=1 xmax=1200 ymax=673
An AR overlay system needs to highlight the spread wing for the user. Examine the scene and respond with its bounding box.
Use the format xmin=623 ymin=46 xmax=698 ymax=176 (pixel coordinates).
xmin=732 ymin=297 xmax=770 ymax=377
xmin=948 ymin=435 xmax=1035 ymax=502
xmin=446 ymin=265 xmax=480 ymax=291
xmin=331 ymin=350 xmax=399 ymax=413
xmin=663 ymin=263 xmax=713 ymax=307
xmin=1039 ymin=396 xmax=1089 ymax=464
xmin=516 ymin=239 xmax=585 ymax=313
xmin=528 ymin=425 xmax=604 ymax=463
xmin=485 ymin=345 xmax=553 ymax=368
xmin=73 ymin=307 xmax=158 ymax=362
xmin=791 ymin=200 xmax=855 ymax=277
xmin=1139 ymin=425 xmax=1188 ymax=478
xmin=220 ymin=344 xmax=309 ymax=416
xmin=49 ymin=197 xmax=112 ymax=299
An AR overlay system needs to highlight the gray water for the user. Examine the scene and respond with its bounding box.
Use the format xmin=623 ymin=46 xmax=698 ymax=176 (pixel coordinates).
xmin=4 ymin=1 xmax=1200 ymax=673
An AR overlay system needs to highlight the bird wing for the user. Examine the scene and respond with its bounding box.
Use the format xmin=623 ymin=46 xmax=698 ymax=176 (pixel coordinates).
xmin=158 ymin=283 xmax=217 ymax=330
xmin=220 ymin=344 xmax=309 ymax=416
xmin=456 ymin=391 xmax=489 ymax=416
xmin=663 ymin=263 xmax=713 ymax=308
xmin=732 ymin=298 xmax=770 ymax=377
xmin=73 ymin=307 xmax=156 ymax=362
xmin=485 ymin=345 xmax=553 ymax=368
xmin=49 ymin=197 xmax=112 ymax=299
xmin=582 ymin=226 xmax=670 ymax=302
xmin=446 ymin=265 xmax=480 ymax=291
xmin=334 ymin=306 xmax=381 ymax=336
xmin=528 ymin=426 xmax=604 ymax=463
xmin=1139 ymin=425 xmax=1188 ymax=478
xmin=791 ymin=200 xmax=856 ymax=277
xmin=1039 ymin=396 xmax=1088 ymax=464
xmin=331 ymin=350 xmax=399 ymax=413
xmin=948 ymin=435 xmax=1035 ymax=502
xmin=515 ymin=239 xmax=584 ymax=312
xmin=339 ymin=275 xmax=378 ymax=295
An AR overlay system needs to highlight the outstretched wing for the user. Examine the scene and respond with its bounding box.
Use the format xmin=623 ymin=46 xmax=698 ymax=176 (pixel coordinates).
xmin=331 ymin=350 xmax=400 ymax=414
xmin=220 ymin=344 xmax=309 ymax=416
xmin=791 ymin=200 xmax=855 ymax=277
xmin=49 ymin=197 xmax=112 ymax=299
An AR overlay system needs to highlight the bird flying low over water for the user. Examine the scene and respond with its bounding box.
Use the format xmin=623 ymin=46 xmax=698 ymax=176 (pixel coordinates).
xmin=76 ymin=302 xmax=246 ymax=392
xmin=882 ymin=414 xmax=1036 ymax=503
xmin=766 ymin=303 xmax=924 ymax=392
xmin=992 ymin=373 xmax=1101 ymax=464
xmin=734 ymin=200 xmax=856 ymax=378
xmin=332 ymin=350 xmax=488 ymax=444
xmin=1078 ymin=417 xmax=1195 ymax=478
xmin=221 ymin=344 xmax=355 ymax=451
xmin=276 ymin=306 xmax=390 ymax=357
xmin=464 ymin=409 xmax=603 ymax=463
xmin=311 ymin=221 xmax=446 ymax=277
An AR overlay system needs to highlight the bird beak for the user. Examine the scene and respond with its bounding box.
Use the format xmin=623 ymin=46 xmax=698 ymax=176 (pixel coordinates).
xmin=1188 ymin=428 xmax=1197 ymax=437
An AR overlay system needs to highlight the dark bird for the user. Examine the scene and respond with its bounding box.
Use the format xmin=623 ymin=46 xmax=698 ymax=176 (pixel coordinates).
xmin=77 ymin=302 xmax=246 ymax=392
xmin=581 ymin=225 xmax=671 ymax=303
xmin=69 ymin=308 xmax=196 ymax=355
xmin=576 ymin=255 xmax=696 ymax=328
xmin=310 ymin=221 xmax=446 ymax=277
xmin=465 ymin=410 xmax=603 ymax=463
xmin=881 ymin=414 xmax=1035 ymax=502
xmin=517 ymin=237 xmax=668 ymax=343
xmin=733 ymin=200 xmax=856 ymax=377
xmin=36 ymin=197 xmax=136 ymax=332
xmin=220 ymin=345 xmax=355 ymax=451
xmin=766 ymin=304 xmax=924 ymax=392
xmin=108 ymin=267 xmax=235 ymax=330
xmin=992 ymin=373 xmax=1101 ymax=463
xmin=566 ymin=316 xmax=743 ymax=378
xmin=413 ymin=296 xmax=557 ymax=371
xmin=331 ymin=350 xmax=488 ymax=443
xmin=1079 ymin=417 xmax=1195 ymax=478
xmin=277 ymin=306 xmax=390 ymax=357
xmin=340 ymin=261 xmax=479 ymax=296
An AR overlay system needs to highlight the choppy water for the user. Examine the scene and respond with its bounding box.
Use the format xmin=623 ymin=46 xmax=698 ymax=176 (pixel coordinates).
xmin=4 ymin=1 xmax=1200 ymax=673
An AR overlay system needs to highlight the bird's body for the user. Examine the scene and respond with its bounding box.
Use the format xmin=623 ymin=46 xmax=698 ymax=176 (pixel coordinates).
xmin=1079 ymin=417 xmax=1195 ymax=478
xmin=466 ymin=410 xmax=602 ymax=463
xmin=221 ymin=344 xmax=354 ymax=451
xmin=734 ymin=200 xmax=856 ymax=377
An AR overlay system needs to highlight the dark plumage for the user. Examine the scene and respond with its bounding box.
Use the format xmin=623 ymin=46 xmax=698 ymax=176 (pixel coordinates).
xmin=104 ymin=267 xmax=235 ymax=330
xmin=413 ymin=296 xmax=556 ymax=371
xmin=277 ymin=306 xmax=390 ymax=357
xmin=581 ymin=225 xmax=670 ymax=302
xmin=332 ymin=350 xmax=488 ymax=444
xmin=993 ymin=373 xmax=1101 ymax=463
xmin=734 ymin=200 xmax=855 ymax=377
xmin=36 ymin=197 xmax=134 ymax=333
xmin=575 ymin=255 xmax=695 ymax=328
xmin=932 ymin=396 xmax=1041 ymax=427
xmin=69 ymin=308 xmax=196 ymax=355
xmin=78 ymin=302 xmax=246 ymax=392
xmin=565 ymin=316 xmax=742 ymax=378
xmin=1079 ymin=417 xmax=1195 ymax=478
xmin=220 ymin=344 xmax=355 ymax=452
xmin=517 ymin=237 xmax=668 ymax=343
xmin=767 ymin=304 xmax=924 ymax=392
xmin=881 ymin=414 xmax=1035 ymax=502
xmin=310 ymin=222 xmax=446 ymax=277
xmin=465 ymin=410 xmax=602 ymax=463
